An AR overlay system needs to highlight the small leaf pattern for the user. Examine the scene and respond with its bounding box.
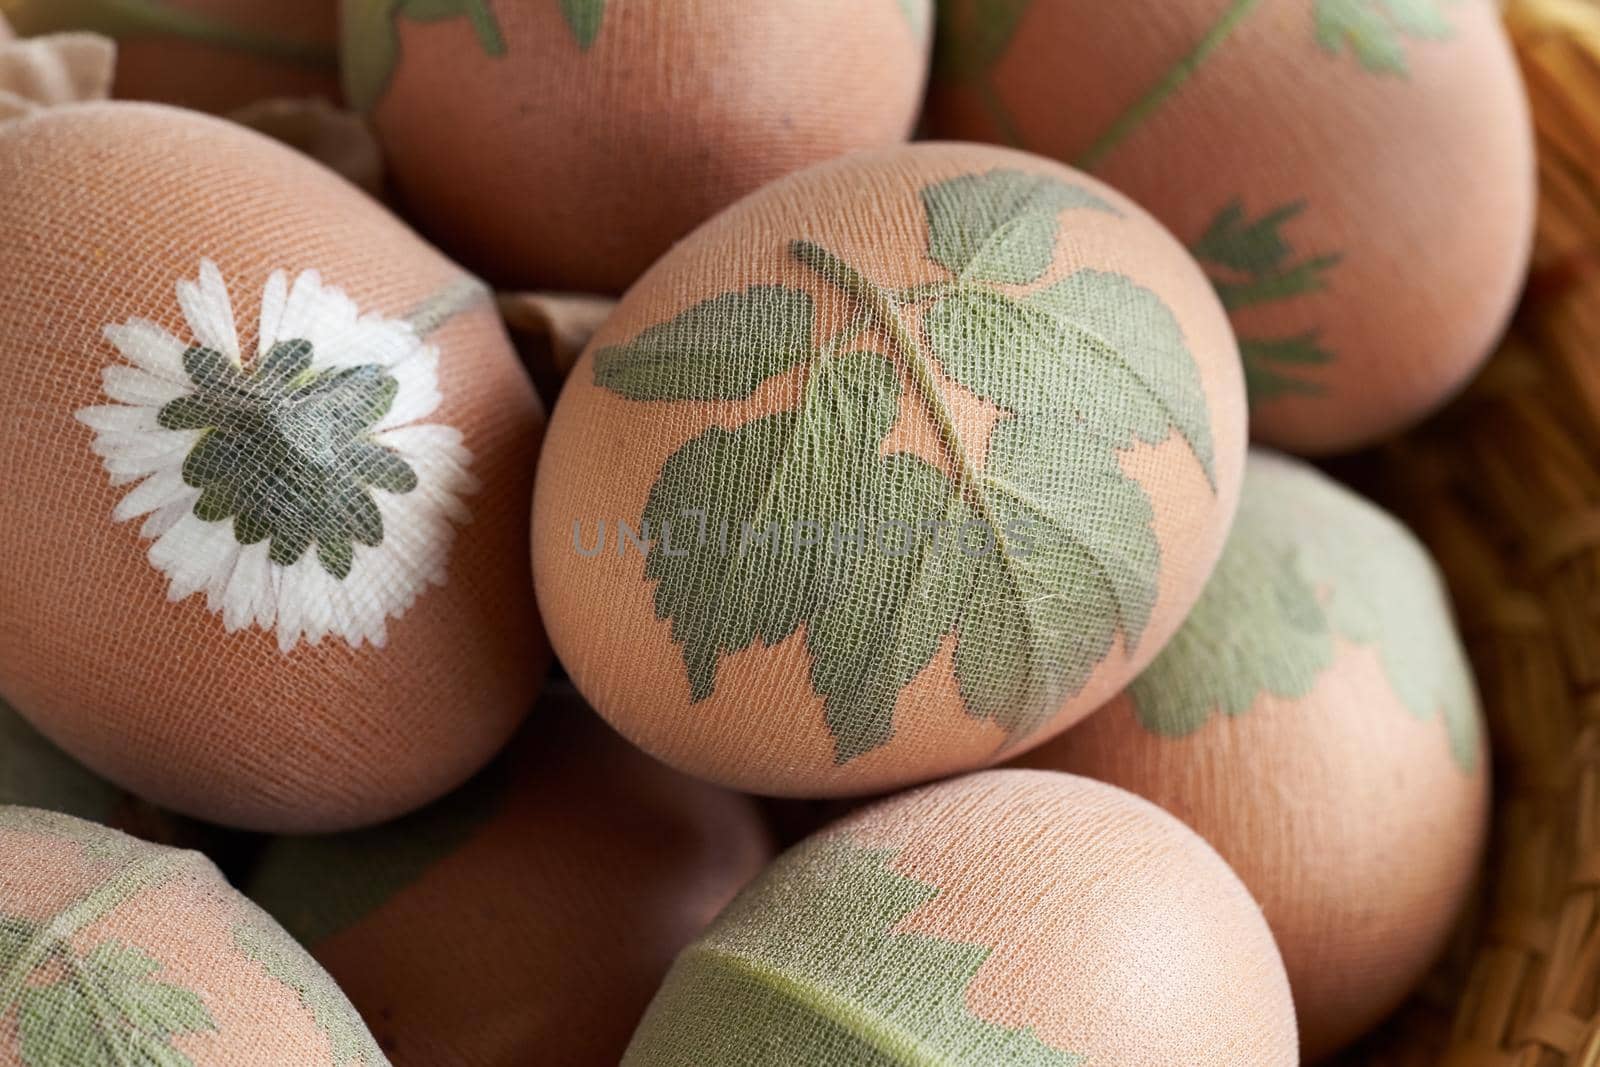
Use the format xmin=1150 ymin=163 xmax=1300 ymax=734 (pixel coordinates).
xmin=343 ymin=0 xmax=506 ymax=113
xmin=1314 ymin=0 xmax=1458 ymax=74
xmin=1190 ymin=199 xmax=1341 ymax=404
xmin=596 ymin=168 xmax=1215 ymax=763
xmin=1130 ymin=454 xmax=1481 ymax=771
xmin=625 ymin=836 xmax=1082 ymax=1064
xmin=560 ymin=0 xmax=605 ymax=49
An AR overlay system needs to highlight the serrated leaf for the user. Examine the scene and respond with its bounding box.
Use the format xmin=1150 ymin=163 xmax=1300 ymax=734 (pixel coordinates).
xmin=342 ymin=0 xmax=505 ymax=112
xmin=1240 ymin=335 xmax=1334 ymax=401
xmin=625 ymin=836 xmax=1082 ymax=1065
xmin=599 ymin=169 xmax=1211 ymax=762
xmin=594 ymin=287 xmax=815 ymax=401
xmin=922 ymin=170 xmax=1115 ymax=285
xmin=13 ymin=939 xmax=215 ymax=1067
xmin=1314 ymin=0 xmax=1456 ymax=75
xmin=233 ymin=913 xmax=387 ymax=1067
xmin=560 ymin=0 xmax=606 ymax=49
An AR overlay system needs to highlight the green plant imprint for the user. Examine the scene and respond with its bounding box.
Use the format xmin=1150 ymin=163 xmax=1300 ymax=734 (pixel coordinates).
xmin=0 ymin=700 xmax=123 ymax=822
xmin=0 ymin=817 xmax=215 ymax=1067
xmin=1314 ymin=0 xmax=1458 ymax=75
xmin=595 ymin=169 xmax=1215 ymax=764
xmin=1190 ymin=199 xmax=1341 ymax=403
xmin=0 ymin=0 xmax=336 ymax=67
xmin=932 ymin=0 xmax=1034 ymax=146
xmin=248 ymin=750 xmax=512 ymax=947
xmin=233 ymin=912 xmax=386 ymax=1067
xmin=897 ymin=0 xmax=929 ymax=36
xmin=1130 ymin=456 xmax=1481 ymax=771
xmin=157 ymin=342 xmax=417 ymax=581
xmin=624 ymin=836 xmax=1082 ymax=1065
xmin=560 ymin=0 xmax=605 ymax=49
xmin=343 ymin=0 xmax=505 ymax=112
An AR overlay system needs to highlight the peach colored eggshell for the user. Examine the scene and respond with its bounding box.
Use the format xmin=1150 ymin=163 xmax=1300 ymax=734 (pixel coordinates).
xmin=531 ymin=142 xmax=1247 ymax=797
xmin=929 ymin=0 xmax=1534 ymax=453
xmin=0 ymin=102 xmax=547 ymax=833
xmin=251 ymin=690 xmax=772 ymax=1066
xmin=366 ymin=0 xmax=931 ymax=292
xmin=0 ymin=811 xmax=375 ymax=1065
xmin=1020 ymin=646 xmax=1488 ymax=1059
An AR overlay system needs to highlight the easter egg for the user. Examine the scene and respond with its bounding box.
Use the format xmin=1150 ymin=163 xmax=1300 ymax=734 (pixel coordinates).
xmin=0 ymin=806 xmax=385 ymax=1065
xmin=341 ymin=0 xmax=933 ymax=292
xmin=1 ymin=0 xmax=340 ymax=112
xmin=246 ymin=684 xmax=771 ymax=1065
xmin=928 ymin=0 xmax=1534 ymax=453
xmin=625 ymin=769 xmax=1297 ymax=1065
xmin=531 ymin=141 xmax=1247 ymax=797
xmin=1015 ymin=450 xmax=1488 ymax=1059
xmin=0 ymin=102 xmax=547 ymax=833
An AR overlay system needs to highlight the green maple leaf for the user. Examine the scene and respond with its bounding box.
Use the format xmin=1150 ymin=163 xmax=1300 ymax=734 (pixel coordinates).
xmin=1130 ymin=454 xmax=1481 ymax=770
xmin=1190 ymin=199 xmax=1341 ymax=405
xmin=7 ymin=936 xmax=215 ymax=1067
xmin=233 ymin=913 xmax=387 ymax=1067
xmin=624 ymin=836 xmax=1082 ymax=1065
xmin=342 ymin=0 xmax=506 ymax=112
xmin=596 ymin=169 xmax=1214 ymax=762
xmin=560 ymin=0 xmax=606 ymax=49
xmin=1314 ymin=0 xmax=1457 ymax=75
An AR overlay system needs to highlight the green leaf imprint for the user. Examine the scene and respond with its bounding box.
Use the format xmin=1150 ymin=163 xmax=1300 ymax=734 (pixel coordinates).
xmin=560 ymin=0 xmax=605 ymax=49
xmin=233 ymin=911 xmax=386 ymax=1067
xmin=1130 ymin=454 xmax=1481 ymax=771
xmin=595 ymin=168 xmax=1215 ymax=763
xmin=623 ymin=836 xmax=1082 ymax=1065
xmin=932 ymin=0 xmax=1035 ymax=146
xmin=1190 ymin=199 xmax=1341 ymax=405
xmin=158 ymin=343 xmax=418 ymax=581
xmin=897 ymin=0 xmax=928 ymax=36
xmin=342 ymin=0 xmax=506 ymax=112
xmin=1314 ymin=0 xmax=1457 ymax=75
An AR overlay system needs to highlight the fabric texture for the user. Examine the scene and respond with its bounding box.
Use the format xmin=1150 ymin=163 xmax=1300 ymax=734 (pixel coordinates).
xmin=343 ymin=0 xmax=934 ymax=291
xmin=928 ymin=0 xmax=1534 ymax=453
xmin=2 ymin=0 xmax=340 ymax=112
xmin=624 ymin=769 xmax=1297 ymax=1065
xmin=0 ymin=806 xmax=386 ymax=1066
xmin=1018 ymin=450 xmax=1488 ymax=1059
xmin=0 ymin=102 xmax=547 ymax=832
xmin=245 ymin=684 xmax=771 ymax=1066
xmin=532 ymin=141 xmax=1246 ymax=798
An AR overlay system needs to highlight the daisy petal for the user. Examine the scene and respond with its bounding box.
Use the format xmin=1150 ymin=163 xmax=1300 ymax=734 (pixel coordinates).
xmin=176 ymin=259 xmax=240 ymax=360
xmin=113 ymin=468 xmax=192 ymax=522
xmin=257 ymin=270 xmax=289 ymax=357
xmin=101 ymin=321 xmax=188 ymax=380
xmin=76 ymin=404 xmax=160 ymax=433
xmin=102 ymin=365 xmax=192 ymax=407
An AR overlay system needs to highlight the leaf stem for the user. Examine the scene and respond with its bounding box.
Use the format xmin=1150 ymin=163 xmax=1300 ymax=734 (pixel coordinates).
xmin=404 ymin=276 xmax=489 ymax=338
xmin=1075 ymin=0 xmax=1264 ymax=171
xmin=0 ymin=848 xmax=193 ymax=1016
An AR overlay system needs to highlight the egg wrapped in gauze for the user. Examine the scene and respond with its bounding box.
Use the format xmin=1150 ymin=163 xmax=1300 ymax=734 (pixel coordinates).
xmin=1 ymin=0 xmax=339 ymax=112
xmin=246 ymin=684 xmax=772 ymax=1066
xmin=0 ymin=806 xmax=387 ymax=1065
xmin=0 ymin=102 xmax=547 ymax=833
xmin=624 ymin=769 xmax=1297 ymax=1065
xmin=340 ymin=0 xmax=933 ymax=292
xmin=928 ymin=0 xmax=1534 ymax=453
xmin=1016 ymin=451 xmax=1488 ymax=1059
xmin=531 ymin=141 xmax=1247 ymax=797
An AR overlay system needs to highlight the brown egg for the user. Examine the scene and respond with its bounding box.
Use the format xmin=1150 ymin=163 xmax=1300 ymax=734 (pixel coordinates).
xmin=929 ymin=0 xmax=1534 ymax=453
xmin=626 ymin=769 xmax=1297 ymax=1064
xmin=0 ymin=806 xmax=384 ymax=1065
xmin=0 ymin=102 xmax=547 ymax=833
xmin=1015 ymin=451 xmax=1488 ymax=1059
xmin=246 ymin=683 xmax=772 ymax=1066
xmin=342 ymin=0 xmax=933 ymax=292
xmin=532 ymin=141 xmax=1247 ymax=797
xmin=1 ymin=0 xmax=340 ymax=112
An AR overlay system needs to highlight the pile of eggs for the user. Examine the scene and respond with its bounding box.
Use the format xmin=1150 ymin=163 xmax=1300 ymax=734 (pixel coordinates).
xmin=0 ymin=0 xmax=1530 ymax=1062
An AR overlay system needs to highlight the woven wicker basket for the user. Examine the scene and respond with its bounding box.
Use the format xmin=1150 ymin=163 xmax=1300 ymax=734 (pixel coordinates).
xmin=1313 ymin=1 xmax=1600 ymax=1062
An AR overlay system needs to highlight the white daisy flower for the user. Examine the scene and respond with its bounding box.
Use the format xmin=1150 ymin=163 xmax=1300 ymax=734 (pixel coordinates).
xmin=76 ymin=260 xmax=482 ymax=653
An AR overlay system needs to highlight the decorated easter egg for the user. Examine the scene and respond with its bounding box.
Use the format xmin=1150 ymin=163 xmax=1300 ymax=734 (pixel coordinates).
xmin=0 ymin=806 xmax=386 ymax=1065
xmin=341 ymin=0 xmax=933 ymax=291
xmin=531 ymin=141 xmax=1247 ymax=797
xmin=0 ymin=102 xmax=547 ymax=833
xmin=625 ymin=769 xmax=1297 ymax=1064
xmin=246 ymin=684 xmax=771 ymax=1065
xmin=929 ymin=0 xmax=1534 ymax=453
xmin=1016 ymin=450 xmax=1488 ymax=1058
xmin=1 ymin=0 xmax=340 ymax=112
